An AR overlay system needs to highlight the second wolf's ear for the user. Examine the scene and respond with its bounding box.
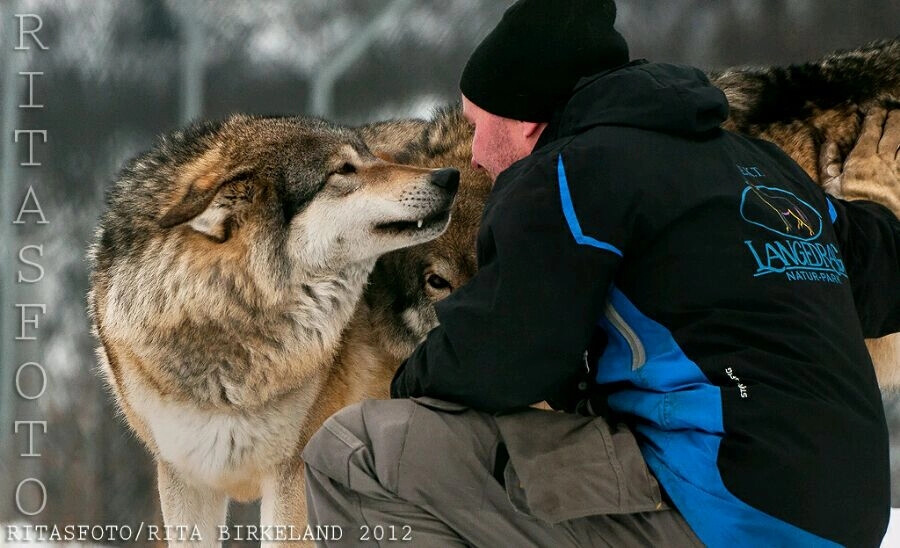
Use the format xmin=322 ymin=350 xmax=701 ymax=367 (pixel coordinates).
xmin=158 ymin=146 xmax=246 ymax=242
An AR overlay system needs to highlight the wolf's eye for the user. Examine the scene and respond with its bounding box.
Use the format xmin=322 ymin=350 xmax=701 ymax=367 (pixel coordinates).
xmin=426 ymin=273 xmax=452 ymax=291
xmin=335 ymin=162 xmax=356 ymax=175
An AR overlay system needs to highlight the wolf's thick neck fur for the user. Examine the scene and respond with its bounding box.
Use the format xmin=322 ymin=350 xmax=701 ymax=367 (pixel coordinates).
xmin=96 ymin=227 xmax=376 ymax=410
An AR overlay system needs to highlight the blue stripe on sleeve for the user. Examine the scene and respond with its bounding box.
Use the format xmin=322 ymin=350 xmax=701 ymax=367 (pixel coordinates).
xmin=826 ymin=198 xmax=838 ymax=224
xmin=556 ymin=155 xmax=624 ymax=257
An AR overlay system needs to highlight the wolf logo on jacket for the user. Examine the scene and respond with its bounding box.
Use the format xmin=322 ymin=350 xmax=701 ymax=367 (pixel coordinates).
xmin=738 ymin=168 xmax=848 ymax=284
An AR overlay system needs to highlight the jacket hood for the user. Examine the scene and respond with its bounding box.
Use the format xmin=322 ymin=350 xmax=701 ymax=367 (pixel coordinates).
xmin=555 ymin=60 xmax=730 ymax=137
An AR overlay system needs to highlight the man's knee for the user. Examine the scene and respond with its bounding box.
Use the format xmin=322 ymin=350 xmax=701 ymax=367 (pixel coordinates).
xmin=302 ymin=399 xmax=417 ymax=491
xmin=304 ymin=397 xmax=505 ymax=512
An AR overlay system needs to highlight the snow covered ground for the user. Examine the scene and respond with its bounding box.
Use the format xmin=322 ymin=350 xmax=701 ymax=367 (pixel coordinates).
xmin=884 ymin=509 xmax=900 ymax=547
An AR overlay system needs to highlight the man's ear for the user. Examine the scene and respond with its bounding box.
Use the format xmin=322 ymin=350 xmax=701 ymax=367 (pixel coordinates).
xmin=157 ymin=146 xmax=246 ymax=242
xmin=521 ymin=121 xmax=548 ymax=140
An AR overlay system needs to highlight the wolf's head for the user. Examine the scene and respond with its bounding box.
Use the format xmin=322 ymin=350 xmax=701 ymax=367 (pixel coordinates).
xmin=147 ymin=115 xmax=458 ymax=271
xmin=95 ymin=114 xmax=459 ymax=298
xmin=360 ymin=107 xmax=489 ymax=361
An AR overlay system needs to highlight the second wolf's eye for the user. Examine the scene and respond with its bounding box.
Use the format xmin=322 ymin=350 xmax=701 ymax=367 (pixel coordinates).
xmin=335 ymin=162 xmax=356 ymax=175
xmin=426 ymin=274 xmax=452 ymax=291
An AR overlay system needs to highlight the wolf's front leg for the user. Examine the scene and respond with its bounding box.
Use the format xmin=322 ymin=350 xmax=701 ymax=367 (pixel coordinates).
xmin=157 ymin=460 xmax=229 ymax=548
xmin=261 ymin=462 xmax=311 ymax=547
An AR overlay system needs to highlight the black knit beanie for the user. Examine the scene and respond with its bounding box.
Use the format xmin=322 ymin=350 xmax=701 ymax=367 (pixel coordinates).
xmin=460 ymin=0 xmax=629 ymax=122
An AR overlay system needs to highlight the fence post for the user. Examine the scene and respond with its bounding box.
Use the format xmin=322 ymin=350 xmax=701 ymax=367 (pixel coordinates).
xmin=179 ymin=10 xmax=204 ymax=124
xmin=309 ymin=0 xmax=415 ymax=118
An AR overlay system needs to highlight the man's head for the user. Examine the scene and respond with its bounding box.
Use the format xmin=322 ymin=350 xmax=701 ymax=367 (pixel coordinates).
xmin=461 ymin=95 xmax=547 ymax=180
xmin=459 ymin=0 xmax=629 ymax=179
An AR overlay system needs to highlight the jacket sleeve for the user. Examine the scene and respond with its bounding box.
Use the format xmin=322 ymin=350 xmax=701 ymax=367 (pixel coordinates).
xmin=390 ymin=154 xmax=626 ymax=413
xmin=829 ymin=196 xmax=900 ymax=338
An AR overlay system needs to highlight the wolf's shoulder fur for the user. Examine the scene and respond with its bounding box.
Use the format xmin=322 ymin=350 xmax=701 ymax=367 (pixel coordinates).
xmin=710 ymin=38 xmax=899 ymax=181
xmin=715 ymin=38 xmax=899 ymax=130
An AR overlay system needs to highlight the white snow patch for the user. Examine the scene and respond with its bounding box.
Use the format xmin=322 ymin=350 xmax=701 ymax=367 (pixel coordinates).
xmin=883 ymin=509 xmax=900 ymax=547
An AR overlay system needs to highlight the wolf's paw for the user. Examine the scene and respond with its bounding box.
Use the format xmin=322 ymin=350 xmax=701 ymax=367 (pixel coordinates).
xmin=825 ymin=107 xmax=900 ymax=216
xmin=819 ymin=140 xmax=845 ymax=196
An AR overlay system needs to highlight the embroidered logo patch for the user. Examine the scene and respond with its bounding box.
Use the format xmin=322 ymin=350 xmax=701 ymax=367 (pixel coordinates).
xmin=737 ymin=166 xmax=846 ymax=284
xmin=740 ymin=185 xmax=822 ymax=241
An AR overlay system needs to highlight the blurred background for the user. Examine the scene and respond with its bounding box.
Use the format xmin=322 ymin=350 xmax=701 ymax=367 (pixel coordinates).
xmin=0 ymin=0 xmax=898 ymax=545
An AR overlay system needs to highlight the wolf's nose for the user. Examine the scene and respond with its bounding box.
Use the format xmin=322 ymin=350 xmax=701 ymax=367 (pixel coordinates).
xmin=430 ymin=168 xmax=460 ymax=193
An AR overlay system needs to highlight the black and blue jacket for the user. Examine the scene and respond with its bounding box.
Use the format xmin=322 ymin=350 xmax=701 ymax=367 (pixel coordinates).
xmin=391 ymin=61 xmax=898 ymax=547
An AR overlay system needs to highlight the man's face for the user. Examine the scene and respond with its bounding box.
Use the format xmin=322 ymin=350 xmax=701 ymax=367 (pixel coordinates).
xmin=461 ymin=95 xmax=539 ymax=182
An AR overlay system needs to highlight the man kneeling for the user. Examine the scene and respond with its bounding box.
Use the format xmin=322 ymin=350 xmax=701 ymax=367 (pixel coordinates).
xmin=304 ymin=1 xmax=900 ymax=546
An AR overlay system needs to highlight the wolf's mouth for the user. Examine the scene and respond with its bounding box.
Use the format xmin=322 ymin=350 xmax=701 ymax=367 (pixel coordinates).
xmin=374 ymin=208 xmax=451 ymax=235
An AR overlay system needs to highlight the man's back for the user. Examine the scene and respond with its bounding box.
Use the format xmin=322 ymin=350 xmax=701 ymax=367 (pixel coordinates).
xmin=533 ymin=61 xmax=892 ymax=546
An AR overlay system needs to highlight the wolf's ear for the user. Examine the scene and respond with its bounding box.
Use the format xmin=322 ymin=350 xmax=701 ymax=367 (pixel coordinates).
xmin=158 ymin=146 xmax=244 ymax=242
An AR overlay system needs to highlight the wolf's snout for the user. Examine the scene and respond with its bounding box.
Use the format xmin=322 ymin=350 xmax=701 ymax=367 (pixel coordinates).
xmin=430 ymin=168 xmax=460 ymax=193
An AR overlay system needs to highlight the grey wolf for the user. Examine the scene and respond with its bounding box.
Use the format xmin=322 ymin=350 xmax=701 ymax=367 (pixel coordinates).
xmin=87 ymin=114 xmax=458 ymax=545
xmin=305 ymin=19 xmax=899 ymax=544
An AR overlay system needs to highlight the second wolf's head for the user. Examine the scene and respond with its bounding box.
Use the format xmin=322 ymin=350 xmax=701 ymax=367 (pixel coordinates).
xmin=360 ymin=108 xmax=489 ymax=362
xmin=89 ymin=114 xmax=458 ymax=408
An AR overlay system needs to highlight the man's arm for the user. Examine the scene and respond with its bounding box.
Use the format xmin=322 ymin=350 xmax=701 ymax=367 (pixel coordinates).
xmin=824 ymin=107 xmax=900 ymax=338
xmin=390 ymin=156 xmax=623 ymax=413
xmin=830 ymin=196 xmax=900 ymax=338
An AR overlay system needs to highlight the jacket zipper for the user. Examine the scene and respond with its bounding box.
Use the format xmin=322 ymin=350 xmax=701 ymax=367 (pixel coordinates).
xmin=605 ymin=303 xmax=646 ymax=371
